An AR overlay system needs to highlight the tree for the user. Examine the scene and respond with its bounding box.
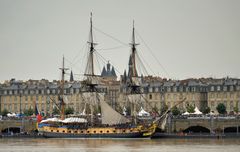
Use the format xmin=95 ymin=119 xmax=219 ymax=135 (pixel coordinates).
xmin=233 ymin=106 xmax=239 ymax=114
xmin=216 ymin=103 xmax=226 ymax=114
xmin=24 ymin=108 xmax=34 ymax=116
xmin=201 ymin=106 xmax=211 ymax=114
xmin=65 ymin=107 xmax=74 ymax=115
xmin=171 ymin=106 xmax=180 ymax=116
xmin=186 ymin=104 xmax=195 ymax=113
xmin=93 ymin=105 xmax=101 ymax=115
xmin=0 ymin=109 xmax=9 ymax=116
xmin=152 ymin=105 xmax=159 ymax=115
xmin=160 ymin=103 xmax=168 ymax=115
xmin=126 ymin=106 xmax=131 ymax=116
xmin=52 ymin=107 xmax=60 ymax=115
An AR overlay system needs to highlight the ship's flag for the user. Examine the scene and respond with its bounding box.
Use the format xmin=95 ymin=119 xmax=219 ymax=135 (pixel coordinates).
xmin=35 ymin=103 xmax=42 ymax=123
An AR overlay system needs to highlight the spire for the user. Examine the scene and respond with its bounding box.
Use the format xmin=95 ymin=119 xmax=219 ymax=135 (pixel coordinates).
xmin=111 ymin=66 xmax=117 ymax=77
xmin=107 ymin=61 xmax=111 ymax=71
xmin=123 ymin=70 xmax=127 ymax=82
xmin=70 ymin=70 xmax=74 ymax=82
xmin=101 ymin=66 xmax=107 ymax=76
xmin=124 ymin=70 xmax=127 ymax=78
xmin=128 ymin=54 xmax=132 ymax=66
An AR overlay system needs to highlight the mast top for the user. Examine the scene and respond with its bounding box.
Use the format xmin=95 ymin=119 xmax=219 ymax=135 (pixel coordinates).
xmin=130 ymin=20 xmax=139 ymax=47
xmin=90 ymin=12 xmax=93 ymax=26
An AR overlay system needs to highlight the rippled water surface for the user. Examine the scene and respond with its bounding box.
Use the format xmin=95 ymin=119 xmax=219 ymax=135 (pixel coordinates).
xmin=0 ymin=138 xmax=240 ymax=152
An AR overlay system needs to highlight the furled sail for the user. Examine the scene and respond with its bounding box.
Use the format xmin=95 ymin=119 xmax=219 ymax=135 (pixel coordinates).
xmin=131 ymin=76 xmax=142 ymax=86
xmin=81 ymin=92 xmax=98 ymax=105
xmin=127 ymin=94 xmax=145 ymax=104
xmin=99 ymin=94 xmax=130 ymax=125
xmin=85 ymin=75 xmax=101 ymax=85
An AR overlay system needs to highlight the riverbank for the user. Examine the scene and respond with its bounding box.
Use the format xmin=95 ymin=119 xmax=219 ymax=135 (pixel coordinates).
xmin=0 ymin=133 xmax=43 ymax=139
xmin=1 ymin=133 xmax=240 ymax=139
xmin=152 ymin=132 xmax=240 ymax=139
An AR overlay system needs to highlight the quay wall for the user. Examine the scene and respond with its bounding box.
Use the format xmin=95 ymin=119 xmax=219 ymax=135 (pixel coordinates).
xmin=1 ymin=118 xmax=240 ymax=134
xmin=0 ymin=119 xmax=36 ymax=133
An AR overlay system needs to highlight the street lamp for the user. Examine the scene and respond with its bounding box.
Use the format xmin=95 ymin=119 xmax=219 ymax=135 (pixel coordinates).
xmin=20 ymin=93 xmax=22 ymax=115
xmin=19 ymin=90 xmax=24 ymax=133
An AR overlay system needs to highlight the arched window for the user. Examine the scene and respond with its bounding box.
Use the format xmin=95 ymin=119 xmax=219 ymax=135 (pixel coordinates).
xmin=149 ymin=94 xmax=152 ymax=100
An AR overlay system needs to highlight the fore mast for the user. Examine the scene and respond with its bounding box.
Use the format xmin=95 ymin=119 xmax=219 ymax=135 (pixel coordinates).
xmin=84 ymin=13 xmax=97 ymax=88
xmin=59 ymin=56 xmax=69 ymax=120
xmin=83 ymin=13 xmax=98 ymax=124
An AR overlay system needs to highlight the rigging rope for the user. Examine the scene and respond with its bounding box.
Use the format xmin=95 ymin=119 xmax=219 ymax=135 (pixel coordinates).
xmin=93 ymin=26 xmax=128 ymax=46
xmin=136 ymin=49 xmax=156 ymax=76
xmin=94 ymin=51 xmax=122 ymax=75
xmin=135 ymin=30 xmax=171 ymax=78
xmin=98 ymin=45 xmax=128 ymax=51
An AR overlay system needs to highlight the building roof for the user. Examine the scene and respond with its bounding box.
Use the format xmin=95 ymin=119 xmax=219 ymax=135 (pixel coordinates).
xmin=101 ymin=62 xmax=117 ymax=78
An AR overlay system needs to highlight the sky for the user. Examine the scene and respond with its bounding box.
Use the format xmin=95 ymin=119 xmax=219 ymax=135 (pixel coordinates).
xmin=0 ymin=0 xmax=240 ymax=82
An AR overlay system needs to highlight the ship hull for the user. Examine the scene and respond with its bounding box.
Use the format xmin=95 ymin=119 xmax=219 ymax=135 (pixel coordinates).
xmin=38 ymin=125 xmax=155 ymax=138
xmin=42 ymin=131 xmax=146 ymax=138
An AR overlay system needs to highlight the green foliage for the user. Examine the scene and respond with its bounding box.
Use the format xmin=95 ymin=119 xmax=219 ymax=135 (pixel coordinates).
xmin=161 ymin=103 xmax=168 ymax=115
xmin=0 ymin=109 xmax=9 ymax=116
xmin=93 ymin=105 xmax=101 ymax=115
xmin=171 ymin=106 xmax=180 ymax=116
xmin=201 ymin=106 xmax=211 ymax=114
xmin=152 ymin=105 xmax=159 ymax=114
xmin=65 ymin=107 xmax=74 ymax=115
xmin=186 ymin=104 xmax=195 ymax=113
xmin=24 ymin=108 xmax=34 ymax=116
xmin=216 ymin=103 xmax=226 ymax=114
xmin=52 ymin=107 xmax=60 ymax=115
xmin=126 ymin=106 xmax=131 ymax=116
xmin=233 ymin=107 xmax=239 ymax=113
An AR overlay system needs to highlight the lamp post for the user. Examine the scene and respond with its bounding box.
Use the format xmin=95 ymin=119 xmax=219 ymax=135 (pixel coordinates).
xmin=19 ymin=91 xmax=24 ymax=133
xmin=20 ymin=93 xmax=22 ymax=115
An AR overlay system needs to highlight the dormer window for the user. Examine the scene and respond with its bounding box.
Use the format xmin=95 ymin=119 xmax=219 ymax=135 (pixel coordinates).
xmin=210 ymin=86 xmax=214 ymax=91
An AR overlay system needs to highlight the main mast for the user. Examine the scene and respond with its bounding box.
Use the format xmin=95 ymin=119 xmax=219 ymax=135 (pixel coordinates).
xmin=59 ymin=56 xmax=68 ymax=120
xmin=130 ymin=21 xmax=139 ymax=79
xmin=85 ymin=13 xmax=97 ymax=81
xmin=83 ymin=13 xmax=98 ymax=124
xmin=128 ymin=21 xmax=141 ymax=122
xmin=128 ymin=21 xmax=140 ymax=93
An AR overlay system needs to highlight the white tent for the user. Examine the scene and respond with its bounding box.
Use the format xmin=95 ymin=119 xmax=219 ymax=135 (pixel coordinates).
xmin=122 ymin=106 xmax=127 ymax=116
xmin=193 ymin=107 xmax=202 ymax=115
xmin=80 ymin=108 xmax=86 ymax=116
xmin=40 ymin=117 xmax=62 ymax=123
xmin=137 ymin=107 xmax=150 ymax=116
xmin=7 ymin=113 xmax=16 ymax=117
xmin=62 ymin=117 xmax=87 ymax=123
xmin=209 ymin=111 xmax=216 ymax=115
xmin=182 ymin=111 xmax=190 ymax=115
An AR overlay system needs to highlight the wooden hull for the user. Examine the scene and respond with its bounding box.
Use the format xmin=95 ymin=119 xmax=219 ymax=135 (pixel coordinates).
xmin=39 ymin=125 xmax=155 ymax=138
xmin=42 ymin=131 xmax=146 ymax=138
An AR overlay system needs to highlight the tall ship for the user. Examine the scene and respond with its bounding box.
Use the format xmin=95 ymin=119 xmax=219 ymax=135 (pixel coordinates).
xmin=37 ymin=14 xmax=156 ymax=138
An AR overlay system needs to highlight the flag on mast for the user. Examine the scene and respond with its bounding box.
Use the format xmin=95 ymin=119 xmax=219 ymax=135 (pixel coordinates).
xmin=35 ymin=103 xmax=42 ymax=123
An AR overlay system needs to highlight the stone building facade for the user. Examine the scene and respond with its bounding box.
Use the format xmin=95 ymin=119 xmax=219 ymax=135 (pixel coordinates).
xmin=1 ymin=77 xmax=240 ymax=116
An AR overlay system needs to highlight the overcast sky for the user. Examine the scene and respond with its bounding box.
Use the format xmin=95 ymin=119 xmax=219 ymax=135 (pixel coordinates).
xmin=0 ymin=0 xmax=240 ymax=82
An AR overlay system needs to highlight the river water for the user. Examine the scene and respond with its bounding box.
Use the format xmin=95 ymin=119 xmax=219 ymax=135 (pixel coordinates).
xmin=0 ymin=138 xmax=239 ymax=152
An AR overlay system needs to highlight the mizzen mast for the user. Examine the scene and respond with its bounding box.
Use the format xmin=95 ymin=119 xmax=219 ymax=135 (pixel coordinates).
xmin=59 ymin=56 xmax=69 ymax=120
